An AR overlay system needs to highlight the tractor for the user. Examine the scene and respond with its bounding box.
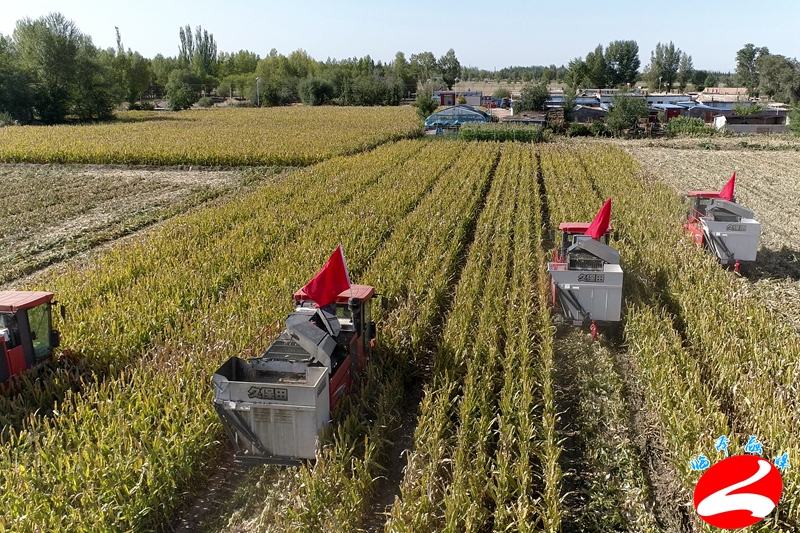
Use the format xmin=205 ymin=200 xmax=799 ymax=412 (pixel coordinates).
xmin=547 ymin=201 xmax=623 ymax=340
xmin=0 ymin=291 xmax=61 ymax=386
xmin=684 ymin=178 xmax=761 ymax=273
xmin=212 ymin=285 xmax=379 ymax=464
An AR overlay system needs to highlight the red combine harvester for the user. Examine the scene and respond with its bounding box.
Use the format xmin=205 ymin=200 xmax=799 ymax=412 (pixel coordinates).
xmin=683 ymin=173 xmax=761 ymax=273
xmin=547 ymin=200 xmax=623 ymax=340
xmin=0 ymin=291 xmax=61 ymax=386
xmin=212 ymin=247 xmax=380 ymax=464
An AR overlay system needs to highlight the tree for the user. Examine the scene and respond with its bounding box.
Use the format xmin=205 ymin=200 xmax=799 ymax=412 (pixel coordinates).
xmin=564 ymin=57 xmax=587 ymax=93
xmin=493 ymin=86 xmax=511 ymax=99
xmin=393 ymin=51 xmax=416 ymax=96
xmin=789 ymin=105 xmax=800 ymax=136
xmin=410 ymin=52 xmax=437 ymax=85
xmin=605 ymin=40 xmax=640 ymax=87
xmin=178 ymin=24 xmax=194 ymax=68
xmin=755 ymin=54 xmax=800 ymax=102
xmin=677 ymin=54 xmax=694 ymax=92
xmin=165 ymin=68 xmax=199 ymax=110
xmin=438 ymin=49 xmax=461 ymax=90
xmin=13 ymin=13 xmax=82 ymax=123
xmin=297 ymin=77 xmax=333 ymax=106
xmin=605 ymin=94 xmax=649 ymax=136
xmin=584 ymin=44 xmax=609 ymax=88
xmin=645 ymin=42 xmax=682 ymax=92
xmin=704 ymin=73 xmax=718 ymax=89
xmin=516 ymin=81 xmax=548 ymax=112
xmin=412 ymin=84 xmax=437 ymax=119
xmin=0 ymin=33 xmax=33 ymax=122
xmin=73 ymin=42 xmax=118 ymax=120
xmin=736 ymin=44 xmax=769 ymax=97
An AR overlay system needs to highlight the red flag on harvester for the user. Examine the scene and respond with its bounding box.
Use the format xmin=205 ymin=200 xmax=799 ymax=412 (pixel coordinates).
xmin=301 ymin=245 xmax=351 ymax=308
xmin=585 ymin=198 xmax=612 ymax=239
xmin=719 ymin=172 xmax=736 ymax=201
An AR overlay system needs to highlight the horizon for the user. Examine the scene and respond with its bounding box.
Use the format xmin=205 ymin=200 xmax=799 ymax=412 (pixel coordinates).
xmin=1 ymin=1 xmax=798 ymax=73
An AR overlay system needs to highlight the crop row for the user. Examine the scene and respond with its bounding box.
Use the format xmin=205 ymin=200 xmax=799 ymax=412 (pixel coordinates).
xmin=0 ymin=107 xmax=421 ymax=167
xmin=0 ymin=139 xmax=467 ymax=532
xmin=239 ymin=142 xmax=501 ymax=532
xmin=384 ymin=143 xmax=561 ymax=532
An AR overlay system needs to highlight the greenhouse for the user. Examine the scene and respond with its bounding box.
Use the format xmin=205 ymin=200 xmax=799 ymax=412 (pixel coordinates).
xmin=424 ymin=105 xmax=492 ymax=130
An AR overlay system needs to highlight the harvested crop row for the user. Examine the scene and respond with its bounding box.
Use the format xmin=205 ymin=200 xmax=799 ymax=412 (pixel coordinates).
xmin=539 ymin=144 xmax=665 ymax=531
xmin=0 ymin=165 xmax=243 ymax=284
xmin=0 ymin=107 xmax=421 ymax=167
xmin=0 ymin=140 xmax=464 ymax=532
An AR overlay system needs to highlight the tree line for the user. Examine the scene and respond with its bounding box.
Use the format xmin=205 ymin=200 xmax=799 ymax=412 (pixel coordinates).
xmin=2 ymin=12 xmax=799 ymax=125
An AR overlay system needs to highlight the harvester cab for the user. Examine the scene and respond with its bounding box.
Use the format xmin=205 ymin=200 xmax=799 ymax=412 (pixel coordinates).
xmin=0 ymin=291 xmax=61 ymax=386
xmin=684 ymin=190 xmax=761 ymax=273
xmin=548 ymin=223 xmax=623 ymax=340
xmin=212 ymin=285 xmax=377 ymax=464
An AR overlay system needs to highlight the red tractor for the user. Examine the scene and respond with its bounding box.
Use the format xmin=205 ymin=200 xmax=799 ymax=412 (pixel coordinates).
xmin=684 ymin=189 xmax=761 ymax=273
xmin=0 ymin=291 xmax=61 ymax=386
xmin=212 ymin=285 xmax=380 ymax=464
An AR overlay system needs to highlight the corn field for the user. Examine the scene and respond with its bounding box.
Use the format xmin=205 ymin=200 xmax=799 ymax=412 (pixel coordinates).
xmin=1 ymin=129 xmax=798 ymax=532
xmin=0 ymin=107 xmax=421 ymax=166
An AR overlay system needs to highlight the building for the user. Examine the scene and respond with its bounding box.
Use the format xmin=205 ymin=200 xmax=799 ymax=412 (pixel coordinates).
xmin=698 ymin=87 xmax=752 ymax=109
xmin=713 ymin=109 xmax=788 ymax=134
xmin=432 ymin=91 xmax=482 ymax=106
xmin=424 ymin=105 xmax=492 ymax=134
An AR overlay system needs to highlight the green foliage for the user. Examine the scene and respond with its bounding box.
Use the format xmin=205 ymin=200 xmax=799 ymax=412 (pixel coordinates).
xmin=456 ymin=94 xmax=466 ymax=104
xmin=604 ymin=94 xmax=648 ymax=136
xmin=789 ymin=105 xmax=800 ymax=136
xmin=413 ymin=86 xmax=437 ymax=120
xmin=298 ymin=77 xmax=334 ymax=106
xmin=567 ymin=122 xmax=591 ymax=137
xmin=0 ymin=111 xmax=13 ymax=127
xmin=645 ymin=41 xmax=682 ymax=91
xmin=665 ymin=116 xmax=715 ymax=137
xmin=165 ymin=68 xmax=199 ymax=111
xmin=516 ymin=81 xmax=549 ymax=112
xmin=197 ymin=96 xmax=213 ymax=107
xmin=755 ymin=53 xmax=800 ymax=102
xmin=584 ymin=44 xmax=608 ymax=88
xmin=589 ymin=119 xmax=608 ymax=137
xmin=677 ymin=53 xmax=694 ymax=92
xmin=733 ymin=103 xmax=762 ymax=115
xmin=438 ymin=48 xmax=461 ymax=90
xmin=736 ymin=43 xmax=769 ymax=97
xmin=605 ymin=40 xmax=640 ymax=87
xmin=493 ymin=86 xmax=511 ymax=99
xmin=457 ymin=123 xmax=547 ymax=142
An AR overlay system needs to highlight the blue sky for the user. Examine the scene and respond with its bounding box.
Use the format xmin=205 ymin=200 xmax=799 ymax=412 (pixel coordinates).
xmin=1 ymin=0 xmax=797 ymax=72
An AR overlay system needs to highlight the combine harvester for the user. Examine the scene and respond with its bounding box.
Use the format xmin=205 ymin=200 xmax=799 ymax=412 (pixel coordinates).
xmin=684 ymin=172 xmax=761 ymax=273
xmin=0 ymin=291 xmax=62 ymax=386
xmin=212 ymin=246 xmax=381 ymax=464
xmin=548 ymin=199 xmax=623 ymax=340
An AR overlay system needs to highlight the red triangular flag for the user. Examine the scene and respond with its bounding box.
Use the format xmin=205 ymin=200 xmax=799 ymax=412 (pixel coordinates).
xmin=301 ymin=245 xmax=351 ymax=308
xmin=585 ymin=198 xmax=612 ymax=239
xmin=719 ymin=172 xmax=736 ymax=201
